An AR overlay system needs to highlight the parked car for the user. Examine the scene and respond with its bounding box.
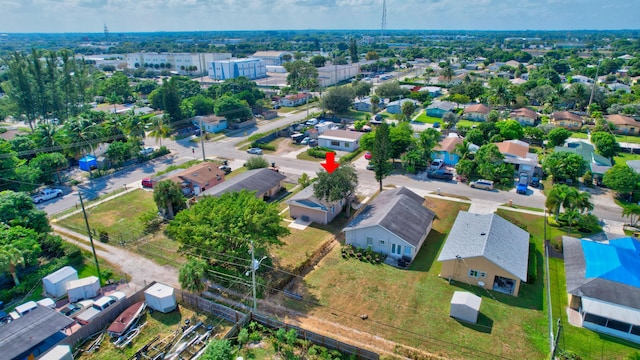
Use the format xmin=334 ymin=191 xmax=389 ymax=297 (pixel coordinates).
xmin=218 ymin=165 xmax=232 ymax=174
xmin=306 ymin=118 xmax=319 ymax=126
xmin=308 ymin=139 xmax=317 ymax=147
xmin=430 ymin=159 xmax=445 ymax=171
xmin=76 ymin=292 xmax=125 ymax=325
xmin=300 ymin=137 xmax=311 ymax=145
xmin=530 ymin=177 xmax=540 ymax=188
xmin=470 ymin=179 xmax=494 ymax=190
xmin=366 ymin=162 xmax=375 ymax=170
xmin=433 ymin=122 xmax=441 ymax=128
xmin=247 ymin=148 xmax=263 ymax=155
xmin=141 ymin=178 xmax=154 ymax=188
xmin=427 ymin=170 xmax=454 ymax=181
xmin=364 ymin=152 xmax=372 ymax=160
xmin=140 ymin=147 xmax=154 ymax=156
xmin=516 ymin=183 xmax=528 ymax=195
xmin=32 ymin=188 xmax=63 ymax=203
xmin=59 ymin=303 xmax=83 ymax=317
xmin=518 ymin=173 xmax=529 ymax=186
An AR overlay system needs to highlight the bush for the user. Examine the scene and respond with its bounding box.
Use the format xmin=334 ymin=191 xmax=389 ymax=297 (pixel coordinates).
xmin=251 ymin=141 xmax=276 ymax=151
xmin=527 ymin=243 xmax=537 ymax=284
xmin=245 ymin=156 xmax=269 ymax=169
xmin=307 ymin=147 xmax=335 ymax=159
xmin=339 ymin=149 xmax=363 ymax=163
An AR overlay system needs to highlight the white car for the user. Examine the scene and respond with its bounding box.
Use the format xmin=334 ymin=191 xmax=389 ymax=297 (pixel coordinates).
xmin=140 ymin=147 xmax=154 ymax=156
xmin=247 ymin=148 xmax=263 ymax=155
xmin=32 ymin=188 xmax=63 ymax=204
xmin=306 ymin=118 xmax=318 ymax=126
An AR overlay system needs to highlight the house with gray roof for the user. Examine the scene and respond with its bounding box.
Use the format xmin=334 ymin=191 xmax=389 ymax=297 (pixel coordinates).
xmin=287 ymin=184 xmax=343 ymax=225
xmin=200 ymin=168 xmax=285 ymax=200
xmin=438 ymin=212 xmax=530 ymax=296
xmin=343 ymin=187 xmax=435 ymax=264
xmin=563 ymin=236 xmax=640 ymax=344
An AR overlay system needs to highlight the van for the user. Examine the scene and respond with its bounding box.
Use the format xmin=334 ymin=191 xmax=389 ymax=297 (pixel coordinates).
xmin=470 ymin=179 xmax=494 ymax=190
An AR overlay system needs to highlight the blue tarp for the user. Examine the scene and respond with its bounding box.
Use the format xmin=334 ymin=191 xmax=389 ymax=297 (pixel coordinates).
xmin=79 ymin=155 xmax=97 ymax=171
xmin=582 ymin=237 xmax=640 ymax=288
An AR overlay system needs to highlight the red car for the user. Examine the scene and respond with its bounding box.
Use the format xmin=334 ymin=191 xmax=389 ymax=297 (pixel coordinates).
xmin=364 ymin=152 xmax=372 ymax=160
xmin=141 ymin=178 xmax=154 ymax=188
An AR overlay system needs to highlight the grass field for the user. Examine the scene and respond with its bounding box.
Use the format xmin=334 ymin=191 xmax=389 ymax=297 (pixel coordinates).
xmin=282 ymin=198 xmax=556 ymax=359
xmin=456 ymin=119 xmax=478 ymax=128
xmin=413 ymin=110 xmax=442 ymax=124
xmin=57 ymin=189 xmax=157 ymax=241
xmin=614 ymin=150 xmax=640 ymax=165
xmin=76 ymin=306 xmax=232 ymax=360
xmin=570 ymin=132 xmax=589 ymax=139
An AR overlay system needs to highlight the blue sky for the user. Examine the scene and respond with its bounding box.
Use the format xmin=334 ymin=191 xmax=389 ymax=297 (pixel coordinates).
xmin=1 ymin=0 xmax=638 ymax=33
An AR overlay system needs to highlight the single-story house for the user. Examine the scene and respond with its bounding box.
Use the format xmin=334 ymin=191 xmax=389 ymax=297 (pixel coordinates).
xmin=167 ymin=162 xmax=226 ymax=196
xmin=418 ymin=86 xmax=443 ymax=97
xmin=353 ymin=96 xmax=384 ymax=112
xmin=606 ymin=114 xmax=640 ymax=135
xmin=287 ymin=184 xmax=343 ymax=225
xmin=550 ymin=111 xmax=583 ymax=130
xmin=0 ymin=306 xmax=74 ymax=360
xmin=555 ymin=140 xmax=612 ymax=182
xmin=318 ymin=130 xmax=363 ymax=152
xmin=510 ymin=78 xmax=527 ymax=86
xmin=192 ymin=114 xmax=228 ymax=133
xmin=200 ymin=168 xmax=285 ymax=200
xmin=463 ymin=104 xmax=490 ymax=122
xmin=280 ymin=93 xmax=311 ymax=107
xmin=433 ymin=135 xmax=463 ymax=166
xmin=509 ymin=108 xmax=538 ymax=126
xmin=571 ymin=75 xmax=594 ymax=84
xmin=438 ymin=212 xmax=530 ymax=296
xmin=436 ymin=73 xmax=465 ymax=86
xmin=386 ymin=99 xmax=420 ymax=115
xmin=426 ymin=101 xmax=457 ymax=118
xmin=343 ymin=187 xmax=435 ymax=264
xmin=608 ymin=82 xmax=632 ymax=93
xmin=563 ymin=236 xmax=640 ymax=344
xmin=494 ymin=140 xmax=540 ymax=178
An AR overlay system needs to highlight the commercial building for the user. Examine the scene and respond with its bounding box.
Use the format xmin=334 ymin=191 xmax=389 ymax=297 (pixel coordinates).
xmin=317 ymin=64 xmax=360 ymax=87
xmin=251 ymin=51 xmax=292 ymax=66
xmin=208 ymin=58 xmax=267 ymax=80
xmin=126 ymin=52 xmax=232 ymax=75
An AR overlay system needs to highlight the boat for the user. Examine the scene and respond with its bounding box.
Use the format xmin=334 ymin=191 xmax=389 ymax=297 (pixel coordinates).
xmin=107 ymin=301 xmax=146 ymax=337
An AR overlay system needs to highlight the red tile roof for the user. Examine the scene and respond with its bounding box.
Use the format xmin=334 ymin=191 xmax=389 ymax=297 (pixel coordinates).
xmin=606 ymin=114 xmax=638 ymax=127
xmin=435 ymin=137 xmax=463 ymax=153
xmin=495 ymin=140 xmax=529 ymax=158
xmin=510 ymin=108 xmax=538 ymax=120
xmin=464 ymin=104 xmax=490 ymax=114
xmin=551 ymin=111 xmax=583 ymax=123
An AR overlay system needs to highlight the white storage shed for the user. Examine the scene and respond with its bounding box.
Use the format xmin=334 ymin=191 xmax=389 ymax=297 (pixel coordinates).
xmin=37 ymin=298 xmax=56 ymax=309
xmin=39 ymin=345 xmax=74 ymax=360
xmin=66 ymin=276 xmax=100 ymax=302
xmin=144 ymin=283 xmax=177 ymax=313
xmin=43 ymin=266 xmax=78 ymax=298
xmin=450 ymin=291 xmax=482 ymax=324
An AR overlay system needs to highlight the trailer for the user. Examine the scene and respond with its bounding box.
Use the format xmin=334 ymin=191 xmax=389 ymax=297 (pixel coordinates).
xmin=66 ymin=276 xmax=100 ymax=302
xmin=43 ymin=266 xmax=78 ymax=298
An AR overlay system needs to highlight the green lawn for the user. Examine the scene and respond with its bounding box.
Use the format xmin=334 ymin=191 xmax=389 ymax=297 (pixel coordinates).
xmin=614 ymin=151 xmax=640 ymax=166
xmin=413 ymin=110 xmax=442 ymax=124
xmin=283 ymin=198 xmax=553 ymax=359
xmin=570 ymin=132 xmax=589 ymax=139
xmin=615 ymin=134 xmax=640 ymax=144
xmin=56 ymin=189 xmax=157 ymax=242
xmin=456 ymin=119 xmax=478 ymax=128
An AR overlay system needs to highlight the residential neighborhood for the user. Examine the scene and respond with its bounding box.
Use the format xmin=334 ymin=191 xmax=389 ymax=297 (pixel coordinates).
xmin=1 ymin=24 xmax=640 ymax=360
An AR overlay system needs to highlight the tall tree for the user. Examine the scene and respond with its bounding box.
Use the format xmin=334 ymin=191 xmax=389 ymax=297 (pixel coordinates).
xmin=153 ymin=180 xmax=186 ymax=220
xmin=0 ymin=245 xmax=24 ymax=286
xmin=371 ymin=122 xmax=393 ymax=191
xmin=162 ymin=77 xmax=182 ymax=123
xmin=401 ymin=101 xmax=417 ymax=121
xmin=591 ymin=131 xmax=620 ymax=159
xmin=314 ymin=165 xmax=358 ymax=216
xmin=0 ymin=190 xmax=51 ymax=233
xmin=542 ymin=152 xmax=587 ymax=183
xmin=349 ymin=38 xmax=359 ymax=63
xmin=546 ymin=128 xmax=572 ymax=147
xmin=283 ymin=60 xmax=319 ymax=91
xmin=148 ymin=115 xmax=171 ymax=147
xmin=321 ymin=86 xmax=355 ymax=114
xmin=29 ymin=152 xmax=68 ymax=184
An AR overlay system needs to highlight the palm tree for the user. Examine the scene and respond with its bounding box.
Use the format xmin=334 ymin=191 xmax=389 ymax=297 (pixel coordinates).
xmin=545 ymin=184 xmax=573 ymax=221
xmin=34 ymin=123 xmax=61 ymax=149
xmin=124 ymin=113 xmax=148 ymax=144
xmin=575 ymin=191 xmax=594 ymax=214
xmin=153 ymin=180 xmax=185 ymax=220
xmin=440 ymin=66 xmax=455 ymax=82
xmin=0 ymin=246 xmax=25 ymax=286
xmin=147 ymin=115 xmax=171 ymax=147
xmin=622 ymin=204 xmax=640 ymax=227
xmin=454 ymin=139 xmax=472 ymax=161
xmin=62 ymin=117 xmax=101 ymax=158
xmin=179 ymin=257 xmax=207 ymax=294
xmin=565 ymin=208 xmax=581 ymax=235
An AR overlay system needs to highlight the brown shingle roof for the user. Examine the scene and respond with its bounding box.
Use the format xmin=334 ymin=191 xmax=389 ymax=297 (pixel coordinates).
xmin=463 ymin=104 xmax=490 ymax=114
xmin=195 ymin=114 xmax=226 ymax=124
xmin=435 ymin=137 xmax=463 ymax=153
xmin=607 ymin=114 xmax=638 ymax=127
xmin=495 ymin=140 xmax=529 ymax=158
xmin=173 ymin=162 xmax=225 ymax=187
xmin=510 ymin=107 xmax=538 ymax=120
xmin=551 ymin=111 xmax=583 ymax=123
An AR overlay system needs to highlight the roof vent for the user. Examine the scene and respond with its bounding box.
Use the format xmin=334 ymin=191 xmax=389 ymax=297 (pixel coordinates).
xmin=480 ymin=232 xmax=486 ymax=236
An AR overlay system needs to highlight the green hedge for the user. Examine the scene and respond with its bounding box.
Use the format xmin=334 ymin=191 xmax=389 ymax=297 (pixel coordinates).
xmin=252 ymin=142 xmax=276 ymax=151
xmin=307 ymin=147 xmax=335 ymax=159
xmin=339 ymin=149 xmax=363 ymax=163
xmin=527 ymin=243 xmax=537 ymax=284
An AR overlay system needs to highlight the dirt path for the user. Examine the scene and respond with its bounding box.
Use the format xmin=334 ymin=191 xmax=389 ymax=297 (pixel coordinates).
xmin=52 ymin=225 xmax=179 ymax=289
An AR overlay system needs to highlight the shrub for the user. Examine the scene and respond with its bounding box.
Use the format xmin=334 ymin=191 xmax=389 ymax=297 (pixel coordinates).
xmin=251 ymin=141 xmax=276 ymax=151
xmin=339 ymin=149 xmax=363 ymax=163
xmin=527 ymin=243 xmax=537 ymax=284
xmin=245 ymin=156 xmax=269 ymax=169
xmin=307 ymin=147 xmax=335 ymax=159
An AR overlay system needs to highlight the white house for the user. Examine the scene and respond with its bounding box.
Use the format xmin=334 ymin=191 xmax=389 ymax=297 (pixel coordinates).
xmin=343 ymin=187 xmax=435 ymax=264
xmin=279 ymin=93 xmax=311 ymax=107
xmin=317 ymin=130 xmax=363 ymax=152
xmin=208 ymin=58 xmax=266 ymax=80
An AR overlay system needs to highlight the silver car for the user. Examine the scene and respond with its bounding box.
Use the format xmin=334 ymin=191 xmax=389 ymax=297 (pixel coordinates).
xmin=470 ymin=179 xmax=494 ymax=190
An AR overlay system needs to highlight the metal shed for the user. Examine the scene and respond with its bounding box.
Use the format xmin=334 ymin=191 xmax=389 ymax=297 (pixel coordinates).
xmin=43 ymin=266 xmax=78 ymax=298
xmin=66 ymin=276 xmax=100 ymax=302
xmin=450 ymin=291 xmax=482 ymax=324
xmin=144 ymin=283 xmax=177 ymax=313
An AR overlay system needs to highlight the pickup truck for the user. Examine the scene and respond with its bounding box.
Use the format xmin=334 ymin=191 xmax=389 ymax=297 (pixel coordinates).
xmin=32 ymin=189 xmax=63 ymax=203
xmin=76 ymin=292 xmax=125 ymax=325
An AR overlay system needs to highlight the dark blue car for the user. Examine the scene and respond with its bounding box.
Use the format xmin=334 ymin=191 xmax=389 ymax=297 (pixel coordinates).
xmin=516 ymin=183 xmax=528 ymax=195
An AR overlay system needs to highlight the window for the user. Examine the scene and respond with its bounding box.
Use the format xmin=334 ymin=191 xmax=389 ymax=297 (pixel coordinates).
xmin=331 ymin=140 xmax=340 ymax=146
xmin=468 ymin=270 xmax=486 ymax=278
xmin=344 ymin=142 xmax=350 ymax=148
xmin=366 ymin=237 xmax=372 ymax=246
xmin=379 ymin=240 xmax=385 ymax=245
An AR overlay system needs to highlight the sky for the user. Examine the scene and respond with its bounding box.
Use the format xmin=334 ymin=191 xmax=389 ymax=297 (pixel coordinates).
xmin=0 ymin=0 xmax=639 ymax=33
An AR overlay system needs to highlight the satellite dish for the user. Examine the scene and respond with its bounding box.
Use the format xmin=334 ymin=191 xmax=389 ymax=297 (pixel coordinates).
xmin=478 ymin=281 xmax=485 ymax=287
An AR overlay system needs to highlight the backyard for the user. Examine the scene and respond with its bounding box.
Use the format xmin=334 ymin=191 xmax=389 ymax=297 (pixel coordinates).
xmin=282 ymin=198 xmax=552 ymax=359
xmin=413 ymin=110 xmax=442 ymax=124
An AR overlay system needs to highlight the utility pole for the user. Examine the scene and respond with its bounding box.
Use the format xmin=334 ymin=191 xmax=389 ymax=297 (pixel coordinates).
xmin=199 ymin=117 xmax=206 ymax=161
xmin=247 ymin=241 xmax=267 ymax=311
xmin=79 ymin=192 xmax=102 ymax=285
xmin=588 ymin=58 xmax=602 ymax=114
xmin=551 ymin=318 xmax=562 ymax=359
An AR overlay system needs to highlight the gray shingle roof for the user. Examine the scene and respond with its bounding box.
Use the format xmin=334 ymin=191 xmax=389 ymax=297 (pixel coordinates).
xmin=563 ymin=236 xmax=640 ymax=310
xmin=0 ymin=306 xmax=73 ymax=360
xmin=437 ymin=212 xmax=530 ymax=281
xmin=343 ymin=187 xmax=435 ymax=247
xmin=201 ymin=168 xmax=285 ymax=198
xmin=287 ymin=184 xmax=328 ymax=211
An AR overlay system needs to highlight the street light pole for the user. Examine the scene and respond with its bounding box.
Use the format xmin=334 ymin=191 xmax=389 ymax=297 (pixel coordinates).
xmin=199 ymin=117 xmax=206 ymax=161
